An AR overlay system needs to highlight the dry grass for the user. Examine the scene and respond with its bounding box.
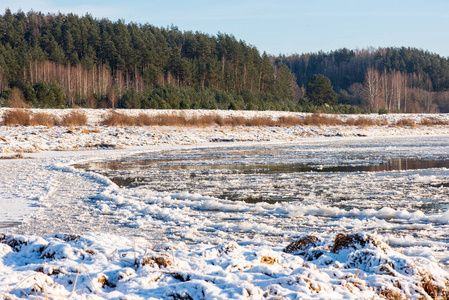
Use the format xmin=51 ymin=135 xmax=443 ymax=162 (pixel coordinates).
xmin=103 ymin=112 xmax=280 ymax=127
xmin=101 ymin=112 xmax=317 ymax=127
xmin=152 ymin=113 xmax=189 ymax=126
xmin=2 ymin=109 xmax=31 ymax=126
xmin=260 ymin=256 xmax=277 ymax=265
xmin=102 ymin=111 xmax=136 ymax=126
xmin=284 ymin=235 xmax=319 ymax=253
xmin=3 ymin=109 xmax=449 ymax=129
xmin=60 ymin=110 xmax=88 ymax=126
xmin=377 ymin=288 xmax=404 ymax=299
xmin=345 ymin=117 xmax=388 ymax=127
xmin=419 ymin=272 xmax=449 ymax=300
xmin=331 ymin=233 xmax=381 ymax=253
xmin=303 ymin=114 xmax=345 ymax=126
xmin=140 ymin=254 xmax=175 ymax=268
xmin=0 ymin=153 xmax=30 ymax=159
xmin=135 ymin=113 xmax=154 ymax=126
xmin=29 ymin=112 xmax=58 ymax=127
xmin=276 ymin=116 xmax=304 ymax=127
xmin=3 ymin=109 xmax=60 ymax=126
xmin=98 ymin=274 xmax=116 ymax=288
xmin=98 ymin=112 xmax=449 ymax=128
xmin=420 ymin=118 xmax=449 ymax=126
xmin=81 ymin=128 xmax=101 ymax=134
xmin=393 ymin=118 xmax=416 ymax=128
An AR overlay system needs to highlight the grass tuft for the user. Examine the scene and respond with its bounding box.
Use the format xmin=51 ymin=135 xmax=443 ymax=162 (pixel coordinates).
xmin=140 ymin=254 xmax=175 ymax=268
xmin=331 ymin=233 xmax=379 ymax=253
xmin=303 ymin=114 xmax=344 ymax=126
xmin=2 ymin=109 xmax=31 ymax=126
xmin=394 ymin=118 xmax=416 ymax=127
xmin=30 ymin=112 xmax=58 ymax=127
xmin=260 ymin=256 xmax=277 ymax=265
xmin=420 ymin=118 xmax=449 ymax=126
xmin=60 ymin=110 xmax=88 ymax=126
xmin=276 ymin=116 xmax=304 ymax=126
xmin=284 ymin=235 xmax=319 ymax=253
xmin=102 ymin=111 xmax=136 ymax=126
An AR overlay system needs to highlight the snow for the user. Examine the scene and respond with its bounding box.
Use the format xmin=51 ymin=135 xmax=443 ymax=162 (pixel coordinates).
xmin=1 ymin=232 xmax=448 ymax=299
xmin=1 ymin=109 xmax=449 ymax=299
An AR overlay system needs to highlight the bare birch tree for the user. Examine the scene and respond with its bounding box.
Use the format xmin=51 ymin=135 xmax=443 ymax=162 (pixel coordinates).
xmin=363 ymin=68 xmax=380 ymax=111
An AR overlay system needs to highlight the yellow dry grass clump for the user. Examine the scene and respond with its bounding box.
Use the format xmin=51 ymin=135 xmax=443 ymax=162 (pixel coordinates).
xmin=2 ymin=109 xmax=449 ymax=129
xmin=2 ymin=109 xmax=32 ymax=126
xmin=60 ymin=110 xmax=88 ymax=126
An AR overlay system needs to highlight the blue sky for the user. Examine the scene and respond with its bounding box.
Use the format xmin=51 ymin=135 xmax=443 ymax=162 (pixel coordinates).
xmin=2 ymin=0 xmax=449 ymax=57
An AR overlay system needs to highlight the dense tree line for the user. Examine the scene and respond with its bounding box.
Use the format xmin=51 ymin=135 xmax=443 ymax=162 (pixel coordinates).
xmin=280 ymin=47 xmax=449 ymax=112
xmin=5 ymin=9 xmax=447 ymax=113
xmin=0 ymin=9 xmax=300 ymax=110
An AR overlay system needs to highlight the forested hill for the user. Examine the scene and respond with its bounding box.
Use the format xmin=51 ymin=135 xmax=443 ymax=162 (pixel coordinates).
xmin=0 ymin=9 xmax=299 ymax=110
xmin=280 ymin=48 xmax=449 ymax=113
xmin=2 ymin=10 xmax=449 ymax=113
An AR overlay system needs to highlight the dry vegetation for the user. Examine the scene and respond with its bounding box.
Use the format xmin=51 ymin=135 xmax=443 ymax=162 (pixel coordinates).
xmin=2 ymin=109 xmax=87 ymax=127
xmin=100 ymin=112 xmax=390 ymax=127
xmin=2 ymin=109 xmax=32 ymax=126
xmin=284 ymin=235 xmax=319 ymax=253
xmin=0 ymin=153 xmax=29 ymax=159
xmin=101 ymin=111 xmax=286 ymax=127
xmin=29 ymin=112 xmax=58 ymax=127
xmin=345 ymin=117 xmax=388 ymax=127
xmin=60 ymin=110 xmax=88 ymax=126
xmin=420 ymin=117 xmax=449 ymax=126
xmin=1 ymin=109 xmax=449 ymax=128
xmin=393 ymin=118 xmax=416 ymax=128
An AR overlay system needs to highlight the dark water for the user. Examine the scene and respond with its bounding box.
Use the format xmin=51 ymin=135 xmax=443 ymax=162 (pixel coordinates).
xmin=75 ymin=157 xmax=449 ymax=183
xmin=160 ymin=158 xmax=449 ymax=174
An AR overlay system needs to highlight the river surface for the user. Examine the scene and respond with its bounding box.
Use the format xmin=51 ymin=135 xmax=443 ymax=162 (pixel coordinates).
xmin=9 ymin=136 xmax=449 ymax=264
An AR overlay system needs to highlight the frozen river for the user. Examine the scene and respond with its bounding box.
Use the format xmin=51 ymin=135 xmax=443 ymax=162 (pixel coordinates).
xmin=69 ymin=136 xmax=449 ymax=264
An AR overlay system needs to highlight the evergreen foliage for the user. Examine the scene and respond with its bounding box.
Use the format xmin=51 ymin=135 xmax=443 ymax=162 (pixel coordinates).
xmin=306 ymin=74 xmax=338 ymax=106
xmin=0 ymin=9 xmax=300 ymax=110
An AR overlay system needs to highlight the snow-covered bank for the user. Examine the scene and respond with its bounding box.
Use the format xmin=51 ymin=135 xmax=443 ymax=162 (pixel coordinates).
xmin=1 ymin=109 xmax=449 ymax=154
xmin=1 ymin=232 xmax=449 ymax=299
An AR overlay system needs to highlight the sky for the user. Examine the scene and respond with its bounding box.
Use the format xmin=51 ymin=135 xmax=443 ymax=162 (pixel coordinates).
xmin=1 ymin=0 xmax=449 ymax=57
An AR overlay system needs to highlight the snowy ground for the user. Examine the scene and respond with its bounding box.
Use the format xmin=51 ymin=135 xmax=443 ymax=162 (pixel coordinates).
xmin=1 ymin=108 xmax=449 ymax=154
xmin=1 ymin=109 xmax=449 ymax=299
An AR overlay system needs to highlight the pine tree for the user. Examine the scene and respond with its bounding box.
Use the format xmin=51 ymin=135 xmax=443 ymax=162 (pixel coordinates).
xmin=306 ymin=74 xmax=338 ymax=106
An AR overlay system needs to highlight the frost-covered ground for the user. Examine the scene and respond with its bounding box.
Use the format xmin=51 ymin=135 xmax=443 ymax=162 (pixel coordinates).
xmin=1 ymin=108 xmax=449 ymax=153
xmin=1 ymin=109 xmax=449 ymax=299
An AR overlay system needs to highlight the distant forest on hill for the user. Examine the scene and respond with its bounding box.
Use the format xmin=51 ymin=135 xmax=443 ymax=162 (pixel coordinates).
xmin=280 ymin=48 xmax=449 ymax=113
xmin=1 ymin=9 xmax=449 ymax=113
